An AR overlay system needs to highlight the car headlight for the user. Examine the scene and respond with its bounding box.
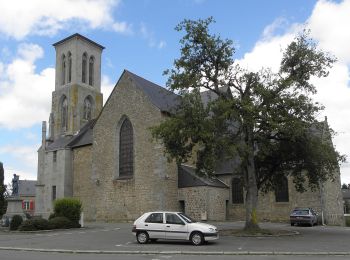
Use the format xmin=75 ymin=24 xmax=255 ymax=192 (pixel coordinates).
xmin=209 ymin=228 xmax=215 ymax=232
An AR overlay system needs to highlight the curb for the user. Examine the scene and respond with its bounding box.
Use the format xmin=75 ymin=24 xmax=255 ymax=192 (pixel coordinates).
xmin=1 ymin=247 xmax=350 ymax=256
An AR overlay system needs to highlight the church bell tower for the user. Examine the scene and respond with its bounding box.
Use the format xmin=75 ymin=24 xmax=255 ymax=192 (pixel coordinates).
xmin=49 ymin=33 xmax=104 ymax=139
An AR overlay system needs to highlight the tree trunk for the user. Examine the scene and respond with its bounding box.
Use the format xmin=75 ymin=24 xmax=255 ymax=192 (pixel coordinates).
xmin=242 ymin=125 xmax=260 ymax=231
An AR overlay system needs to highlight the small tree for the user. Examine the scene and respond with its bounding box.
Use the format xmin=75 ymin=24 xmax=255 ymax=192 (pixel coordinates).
xmin=53 ymin=198 xmax=82 ymax=225
xmin=0 ymin=162 xmax=6 ymax=216
xmin=152 ymin=17 xmax=345 ymax=231
xmin=342 ymin=183 xmax=348 ymax=189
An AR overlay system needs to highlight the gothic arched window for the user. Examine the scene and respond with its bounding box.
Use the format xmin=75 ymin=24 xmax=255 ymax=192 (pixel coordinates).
xmin=67 ymin=52 xmax=72 ymax=83
xmin=61 ymin=54 xmax=66 ymax=85
xmin=82 ymin=52 xmax=87 ymax=83
xmin=83 ymin=96 xmax=93 ymax=120
xmin=232 ymin=178 xmax=244 ymax=204
xmin=61 ymin=96 xmax=68 ymax=131
xmin=275 ymin=177 xmax=289 ymax=202
xmin=119 ymin=118 xmax=133 ymax=177
xmin=89 ymin=56 xmax=94 ymax=86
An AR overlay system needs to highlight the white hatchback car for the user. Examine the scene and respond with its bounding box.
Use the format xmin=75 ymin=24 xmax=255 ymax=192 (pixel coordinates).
xmin=132 ymin=211 xmax=218 ymax=246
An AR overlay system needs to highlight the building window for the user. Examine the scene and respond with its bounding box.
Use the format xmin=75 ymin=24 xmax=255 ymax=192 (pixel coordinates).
xmin=67 ymin=52 xmax=72 ymax=83
xmin=52 ymin=186 xmax=56 ymax=201
xmin=22 ymin=200 xmax=34 ymax=211
xmin=23 ymin=201 xmax=30 ymax=210
xmin=88 ymin=56 xmax=94 ymax=86
xmin=275 ymin=177 xmax=289 ymax=202
xmin=53 ymin=151 xmax=57 ymax=163
xmin=232 ymin=178 xmax=244 ymax=204
xmin=119 ymin=118 xmax=133 ymax=177
xmin=61 ymin=54 xmax=66 ymax=85
xmin=82 ymin=52 xmax=87 ymax=83
xmin=83 ymin=96 xmax=93 ymax=120
xmin=61 ymin=96 xmax=68 ymax=131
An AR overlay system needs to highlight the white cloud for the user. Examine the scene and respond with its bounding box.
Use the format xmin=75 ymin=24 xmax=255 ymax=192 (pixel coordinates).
xmin=101 ymin=75 xmax=115 ymax=104
xmin=308 ymin=0 xmax=350 ymax=63
xmin=0 ymin=145 xmax=39 ymax=183
xmin=0 ymin=0 xmax=130 ymax=39
xmin=238 ymin=0 xmax=350 ymax=184
xmin=112 ymin=21 xmax=133 ymax=34
xmin=0 ymin=44 xmax=54 ymax=129
xmin=140 ymin=22 xmax=166 ymax=49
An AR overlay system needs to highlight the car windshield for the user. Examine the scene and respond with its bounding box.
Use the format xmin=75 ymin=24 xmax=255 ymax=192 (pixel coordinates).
xmin=292 ymin=210 xmax=309 ymax=215
xmin=178 ymin=213 xmax=196 ymax=223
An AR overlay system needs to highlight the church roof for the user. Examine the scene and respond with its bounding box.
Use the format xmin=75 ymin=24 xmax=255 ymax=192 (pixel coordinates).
xmin=178 ymin=164 xmax=229 ymax=189
xmin=53 ymin=33 xmax=105 ymax=49
xmin=18 ymin=180 xmax=36 ymax=197
xmin=67 ymin=119 xmax=96 ymax=148
xmin=46 ymin=135 xmax=75 ymax=151
xmin=125 ymin=70 xmax=181 ymax=113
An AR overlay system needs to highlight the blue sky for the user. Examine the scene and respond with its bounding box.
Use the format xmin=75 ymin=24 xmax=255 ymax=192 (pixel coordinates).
xmin=0 ymin=0 xmax=349 ymax=186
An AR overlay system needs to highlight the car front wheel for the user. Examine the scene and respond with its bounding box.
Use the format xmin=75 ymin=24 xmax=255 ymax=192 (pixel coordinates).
xmin=136 ymin=231 xmax=149 ymax=244
xmin=190 ymin=232 xmax=204 ymax=246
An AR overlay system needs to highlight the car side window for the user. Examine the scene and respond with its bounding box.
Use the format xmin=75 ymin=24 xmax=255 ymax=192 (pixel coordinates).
xmin=145 ymin=213 xmax=163 ymax=223
xmin=166 ymin=213 xmax=184 ymax=225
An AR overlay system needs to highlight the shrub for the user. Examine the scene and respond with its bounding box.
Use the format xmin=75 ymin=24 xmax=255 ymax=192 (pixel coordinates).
xmin=10 ymin=215 xmax=23 ymax=230
xmin=53 ymin=198 xmax=82 ymax=225
xmin=49 ymin=216 xmax=75 ymax=229
xmin=48 ymin=213 xmax=56 ymax=220
xmin=18 ymin=217 xmax=52 ymax=231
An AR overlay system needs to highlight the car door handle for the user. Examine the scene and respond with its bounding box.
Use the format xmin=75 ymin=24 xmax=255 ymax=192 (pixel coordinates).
xmin=145 ymin=224 xmax=148 ymax=226
xmin=166 ymin=225 xmax=170 ymax=227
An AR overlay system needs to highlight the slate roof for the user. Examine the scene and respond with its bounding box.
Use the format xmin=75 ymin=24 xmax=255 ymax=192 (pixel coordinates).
xmin=18 ymin=180 xmax=36 ymax=197
xmin=46 ymin=135 xmax=74 ymax=151
xmin=178 ymin=164 xmax=229 ymax=189
xmin=53 ymin=33 xmax=105 ymax=49
xmin=67 ymin=119 xmax=96 ymax=148
xmin=214 ymin=158 xmax=240 ymax=175
xmin=125 ymin=70 xmax=181 ymax=113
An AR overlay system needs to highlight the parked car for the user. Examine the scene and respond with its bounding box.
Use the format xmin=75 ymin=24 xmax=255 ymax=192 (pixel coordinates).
xmin=290 ymin=207 xmax=318 ymax=226
xmin=132 ymin=211 xmax=218 ymax=245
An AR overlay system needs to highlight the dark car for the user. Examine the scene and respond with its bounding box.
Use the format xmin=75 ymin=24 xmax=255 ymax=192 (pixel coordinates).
xmin=290 ymin=207 xmax=318 ymax=226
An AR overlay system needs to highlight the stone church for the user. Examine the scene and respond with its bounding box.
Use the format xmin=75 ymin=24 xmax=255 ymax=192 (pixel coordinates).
xmin=36 ymin=34 xmax=344 ymax=225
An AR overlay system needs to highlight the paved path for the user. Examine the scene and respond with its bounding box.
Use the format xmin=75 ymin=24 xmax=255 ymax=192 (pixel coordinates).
xmin=1 ymin=221 xmax=350 ymax=256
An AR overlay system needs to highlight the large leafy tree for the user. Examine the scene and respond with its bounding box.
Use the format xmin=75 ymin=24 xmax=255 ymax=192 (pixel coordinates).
xmin=152 ymin=17 xmax=344 ymax=230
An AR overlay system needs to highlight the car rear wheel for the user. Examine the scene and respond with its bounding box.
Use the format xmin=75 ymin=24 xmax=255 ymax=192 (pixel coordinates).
xmin=136 ymin=231 xmax=149 ymax=244
xmin=190 ymin=232 xmax=204 ymax=246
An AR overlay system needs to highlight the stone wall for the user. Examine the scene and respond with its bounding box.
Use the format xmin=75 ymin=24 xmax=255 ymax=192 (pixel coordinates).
xmin=72 ymin=145 xmax=96 ymax=221
xmin=322 ymin=169 xmax=344 ymax=225
xmin=178 ymin=186 xmax=229 ymax=221
xmin=92 ymin=72 xmax=179 ymax=221
xmin=218 ymin=174 xmax=343 ymax=225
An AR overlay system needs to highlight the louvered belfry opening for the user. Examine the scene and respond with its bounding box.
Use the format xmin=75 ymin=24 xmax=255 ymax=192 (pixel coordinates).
xmin=119 ymin=118 xmax=134 ymax=177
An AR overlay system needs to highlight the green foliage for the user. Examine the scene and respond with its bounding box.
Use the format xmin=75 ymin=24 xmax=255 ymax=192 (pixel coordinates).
xmin=18 ymin=217 xmax=52 ymax=231
xmin=49 ymin=216 xmax=76 ymax=229
xmin=53 ymin=198 xmax=82 ymax=224
xmin=9 ymin=215 xmax=23 ymax=230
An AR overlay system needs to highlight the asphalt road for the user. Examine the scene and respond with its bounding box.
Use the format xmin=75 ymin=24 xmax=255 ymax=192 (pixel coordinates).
xmin=1 ymin=221 xmax=350 ymax=258
xmin=1 ymin=251 xmax=350 ymax=260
